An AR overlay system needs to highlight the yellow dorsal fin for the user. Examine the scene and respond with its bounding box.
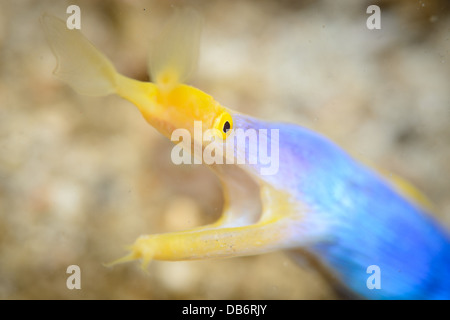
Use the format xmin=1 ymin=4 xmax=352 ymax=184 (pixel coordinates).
xmin=41 ymin=14 xmax=117 ymax=96
xmin=354 ymin=154 xmax=434 ymax=212
xmin=379 ymin=169 xmax=434 ymax=212
xmin=148 ymin=8 xmax=202 ymax=91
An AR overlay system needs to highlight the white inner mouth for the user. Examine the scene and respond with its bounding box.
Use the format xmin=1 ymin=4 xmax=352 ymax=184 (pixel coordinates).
xmin=208 ymin=163 xmax=263 ymax=228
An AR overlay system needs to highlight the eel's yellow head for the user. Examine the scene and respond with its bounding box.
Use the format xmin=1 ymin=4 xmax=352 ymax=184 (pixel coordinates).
xmin=138 ymin=83 xmax=234 ymax=144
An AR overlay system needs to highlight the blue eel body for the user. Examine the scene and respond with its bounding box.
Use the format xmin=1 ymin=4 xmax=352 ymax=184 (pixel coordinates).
xmin=233 ymin=114 xmax=450 ymax=299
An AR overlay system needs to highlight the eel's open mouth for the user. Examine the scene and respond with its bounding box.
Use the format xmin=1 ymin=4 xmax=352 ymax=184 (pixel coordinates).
xmin=107 ymin=113 xmax=300 ymax=268
xmin=106 ymin=153 xmax=301 ymax=268
xmin=206 ymin=163 xmax=263 ymax=228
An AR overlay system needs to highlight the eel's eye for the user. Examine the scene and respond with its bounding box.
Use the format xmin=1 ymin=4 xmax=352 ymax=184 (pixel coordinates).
xmin=223 ymin=121 xmax=231 ymax=133
xmin=214 ymin=112 xmax=233 ymax=140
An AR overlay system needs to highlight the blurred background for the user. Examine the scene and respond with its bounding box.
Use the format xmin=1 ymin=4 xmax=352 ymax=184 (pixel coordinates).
xmin=0 ymin=0 xmax=449 ymax=299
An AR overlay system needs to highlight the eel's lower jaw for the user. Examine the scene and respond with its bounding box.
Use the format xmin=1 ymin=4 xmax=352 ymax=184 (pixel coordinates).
xmin=107 ymin=155 xmax=301 ymax=269
xmin=108 ymin=213 xmax=297 ymax=269
xmin=106 ymin=165 xmax=266 ymax=268
xmin=106 ymin=186 xmax=303 ymax=270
